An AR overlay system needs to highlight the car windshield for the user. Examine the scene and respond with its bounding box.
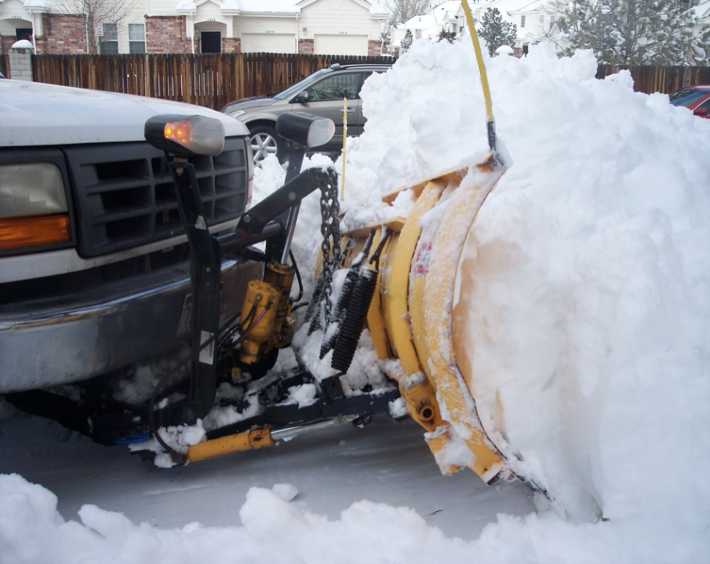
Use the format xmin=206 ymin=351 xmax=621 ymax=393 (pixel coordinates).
xmin=669 ymin=88 xmax=708 ymax=107
xmin=272 ymin=69 xmax=331 ymax=101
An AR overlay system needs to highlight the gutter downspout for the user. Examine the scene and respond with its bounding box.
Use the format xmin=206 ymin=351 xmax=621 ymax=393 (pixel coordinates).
xmin=30 ymin=12 xmax=38 ymax=53
xmin=189 ymin=13 xmax=195 ymax=54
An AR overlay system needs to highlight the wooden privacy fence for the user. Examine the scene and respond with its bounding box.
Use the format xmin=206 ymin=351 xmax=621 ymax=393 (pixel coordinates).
xmin=28 ymin=53 xmax=710 ymax=110
xmin=32 ymin=52 xmax=395 ymax=111
xmin=596 ymin=64 xmax=710 ymax=94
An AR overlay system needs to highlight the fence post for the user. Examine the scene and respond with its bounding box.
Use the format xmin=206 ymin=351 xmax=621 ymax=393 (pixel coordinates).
xmin=8 ymin=40 xmax=34 ymax=81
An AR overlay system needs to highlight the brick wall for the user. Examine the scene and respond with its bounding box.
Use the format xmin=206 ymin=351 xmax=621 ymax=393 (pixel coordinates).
xmin=1 ymin=36 xmax=16 ymax=55
xmin=146 ymin=16 xmax=191 ymax=53
xmin=36 ymin=14 xmax=88 ymax=54
xmin=298 ymin=39 xmax=314 ymax=54
xmin=368 ymin=40 xmax=381 ymax=56
xmin=223 ymin=37 xmax=240 ymax=53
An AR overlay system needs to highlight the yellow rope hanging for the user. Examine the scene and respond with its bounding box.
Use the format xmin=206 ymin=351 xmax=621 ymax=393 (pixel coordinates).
xmin=461 ymin=0 xmax=493 ymax=122
xmin=341 ymin=97 xmax=348 ymax=199
xmin=460 ymin=0 xmax=500 ymax=160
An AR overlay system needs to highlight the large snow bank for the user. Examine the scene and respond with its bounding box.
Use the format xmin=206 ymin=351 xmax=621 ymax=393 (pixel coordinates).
xmin=340 ymin=39 xmax=710 ymax=526
xmin=1 ymin=38 xmax=709 ymax=562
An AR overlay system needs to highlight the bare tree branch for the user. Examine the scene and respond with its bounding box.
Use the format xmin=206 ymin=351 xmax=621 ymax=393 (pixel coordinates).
xmin=53 ymin=0 xmax=139 ymax=53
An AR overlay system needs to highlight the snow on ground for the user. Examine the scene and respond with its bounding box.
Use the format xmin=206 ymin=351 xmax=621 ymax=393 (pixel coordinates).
xmin=2 ymin=38 xmax=710 ymax=562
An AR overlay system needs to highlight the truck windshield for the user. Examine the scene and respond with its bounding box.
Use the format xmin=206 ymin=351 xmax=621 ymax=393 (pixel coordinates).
xmin=272 ymin=69 xmax=330 ymax=101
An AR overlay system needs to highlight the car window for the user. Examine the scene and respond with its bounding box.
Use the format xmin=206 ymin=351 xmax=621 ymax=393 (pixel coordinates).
xmin=669 ymin=88 xmax=708 ymax=108
xmin=273 ymin=69 xmax=329 ymax=101
xmin=306 ymin=73 xmax=362 ymax=102
xmin=698 ymin=98 xmax=710 ymax=111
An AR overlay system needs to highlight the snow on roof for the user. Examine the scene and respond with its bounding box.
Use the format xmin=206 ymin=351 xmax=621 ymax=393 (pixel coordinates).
xmin=177 ymin=0 xmax=385 ymax=16
xmin=298 ymin=0 xmax=388 ymax=16
xmin=176 ymin=0 xmax=197 ymax=11
xmin=239 ymin=0 xmax=300 ymax=13
xmin=23 ymin=0 xmax=49 ymax=8
xmin=474 ymin=0 xmax=548 ymax=14
xmin=400 ymin=1 xmax=460 ymax=29
xmin=691 ymin=0 xmax=710 ymax=19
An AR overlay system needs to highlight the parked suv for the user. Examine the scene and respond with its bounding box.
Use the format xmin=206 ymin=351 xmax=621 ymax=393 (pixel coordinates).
xmin=222 ymin=63 xmax=392 ymax=161
xmin=0 ymin=79 xmax=259 ymax=394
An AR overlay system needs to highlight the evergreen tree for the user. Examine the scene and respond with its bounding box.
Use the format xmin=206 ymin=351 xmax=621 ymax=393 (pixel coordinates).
xmin=555 ymin=0 xmax=710 ymax=65
xmin=401 ymin=29 xmax=414 ymax=52
xmin=438 ymin=27 xmax=457 ymax=43
xmin=478 ymin=8 xmax=518 ymax=56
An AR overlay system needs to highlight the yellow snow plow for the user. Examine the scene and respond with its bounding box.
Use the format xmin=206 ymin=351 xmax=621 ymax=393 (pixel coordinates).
xmin=338 ymin=157 xmax=507 ymax=484
xmin=176 ymin=0 xmax=515 ymax=484
xmin=6 ymin=1 xmax=546 ymax=495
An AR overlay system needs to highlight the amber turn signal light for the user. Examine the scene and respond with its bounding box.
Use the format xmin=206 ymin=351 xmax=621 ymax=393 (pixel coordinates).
xmin=0 ymin=214 xmax=71 ymax=251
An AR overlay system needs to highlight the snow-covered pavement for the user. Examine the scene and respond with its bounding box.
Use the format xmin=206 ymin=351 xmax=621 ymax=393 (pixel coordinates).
xmin=0 ymin=408 xmax=535 ymax=539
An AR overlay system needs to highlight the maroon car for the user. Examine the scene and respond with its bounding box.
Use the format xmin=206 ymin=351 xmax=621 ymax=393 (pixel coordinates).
xmin=670 ymin=85 xmax=710 ymax=118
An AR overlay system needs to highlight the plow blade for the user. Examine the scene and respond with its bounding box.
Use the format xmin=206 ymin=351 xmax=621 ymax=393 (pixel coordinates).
xmin=345 ymin=155 xmax=509 ymax=484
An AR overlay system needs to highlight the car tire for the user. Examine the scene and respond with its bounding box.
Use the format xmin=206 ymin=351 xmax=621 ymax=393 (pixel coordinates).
xmin=248 ymin=125 xmax=285 ymax=163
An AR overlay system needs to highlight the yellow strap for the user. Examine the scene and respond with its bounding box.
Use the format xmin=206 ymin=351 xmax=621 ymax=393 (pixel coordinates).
xmin=341 ymin=97 xmax=347 ymax=199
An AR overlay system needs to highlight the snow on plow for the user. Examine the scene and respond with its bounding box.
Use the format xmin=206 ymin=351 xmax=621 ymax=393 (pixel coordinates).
xmin=338 ymin=158 xmax=509 ymax=484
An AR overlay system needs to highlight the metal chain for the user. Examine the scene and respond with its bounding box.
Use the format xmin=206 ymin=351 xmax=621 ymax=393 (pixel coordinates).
xmin=308 ymin=169 xmax=341 ymax=333
xmin=319 ymin=170 xmax=342 ymax=325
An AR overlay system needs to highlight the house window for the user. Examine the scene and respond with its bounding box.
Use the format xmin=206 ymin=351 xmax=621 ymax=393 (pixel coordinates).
xmin=100 ymin=23 xmax=118 ymax=54
xmin=129 ymin=23 xmax=145 ymax=54
xmin=521 ymin=15 xmax=526 ymax=28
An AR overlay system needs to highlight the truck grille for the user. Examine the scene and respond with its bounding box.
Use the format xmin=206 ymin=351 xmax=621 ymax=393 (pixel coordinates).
xmin=64 ymin=137 xmax=248 ymax=258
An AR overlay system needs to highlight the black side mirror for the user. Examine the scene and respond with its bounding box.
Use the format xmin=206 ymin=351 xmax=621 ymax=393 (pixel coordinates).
xmin=293 ymin=91 xmax=309 ymax=104
xmin=276 ymin=112 xmax=335 ymax=149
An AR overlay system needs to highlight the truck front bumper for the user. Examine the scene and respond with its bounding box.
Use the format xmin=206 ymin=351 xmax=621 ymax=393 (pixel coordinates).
xmin=0 ymin=257 xmax=262 ymax=394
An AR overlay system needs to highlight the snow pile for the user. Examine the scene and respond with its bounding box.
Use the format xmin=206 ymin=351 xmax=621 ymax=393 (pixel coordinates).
xmin=2 ymin=38 xmax=710 ymax=562
xmin=341 ymin=39 xmax=710 ymax=527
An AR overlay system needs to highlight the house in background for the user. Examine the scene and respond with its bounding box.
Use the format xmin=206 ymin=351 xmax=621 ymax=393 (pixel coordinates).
xmin=0 ymin=0 xmax=389 ymax=55
xmin=390 ymin=0 xmax=463 ymax=50
xmin=389 ymin=0 xmax=559 ymax=57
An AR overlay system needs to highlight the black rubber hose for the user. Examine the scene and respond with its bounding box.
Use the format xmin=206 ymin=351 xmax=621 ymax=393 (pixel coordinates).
xmin=290 ymin=250 xmax=304 ymax=303
xmin=331 ymin=267 xmax=378 ymax=373
xmin=319 ymin=267 xmax=359 ymax=359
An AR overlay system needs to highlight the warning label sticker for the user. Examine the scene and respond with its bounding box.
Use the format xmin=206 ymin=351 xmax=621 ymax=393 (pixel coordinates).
xmin=199 ymin=330 xmax=215 ymax=365
xmin=413 ymin=241 xmax=433 ymax=276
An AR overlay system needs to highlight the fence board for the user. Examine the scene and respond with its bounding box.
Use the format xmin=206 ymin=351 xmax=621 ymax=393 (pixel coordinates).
xmin=29 ymin=54 xmax=709 ymax=111
xmin=596 ymin=64 xmax=710 ymax=93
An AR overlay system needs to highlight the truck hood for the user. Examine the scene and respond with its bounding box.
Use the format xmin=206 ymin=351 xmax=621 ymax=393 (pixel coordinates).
xmin=0 ymin=80 xmax=249 ymax=147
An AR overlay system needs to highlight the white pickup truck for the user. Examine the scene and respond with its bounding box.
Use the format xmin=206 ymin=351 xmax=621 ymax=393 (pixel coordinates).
xmin=0 ymin=79 xmax=259 ymax=394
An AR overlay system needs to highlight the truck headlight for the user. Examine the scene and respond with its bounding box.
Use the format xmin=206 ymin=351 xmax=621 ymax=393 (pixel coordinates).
xmin=0 ymin=163 xmax=71 ymax=251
